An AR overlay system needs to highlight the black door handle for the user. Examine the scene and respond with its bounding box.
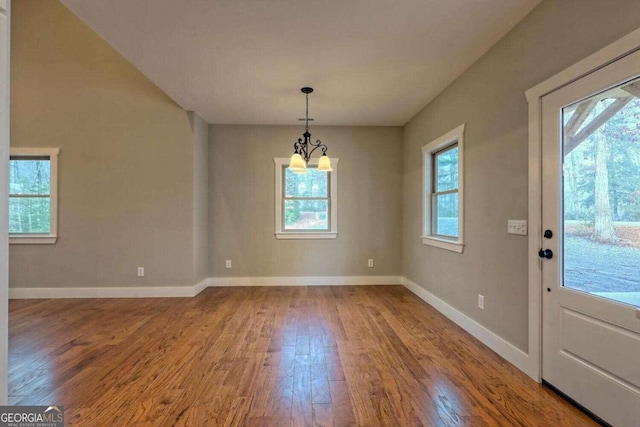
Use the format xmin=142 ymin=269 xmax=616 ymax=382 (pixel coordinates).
xmin=538 ymin=249 xmax=553 ymax=259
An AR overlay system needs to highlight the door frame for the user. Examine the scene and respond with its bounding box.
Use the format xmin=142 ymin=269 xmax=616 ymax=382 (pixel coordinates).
xmin=525 ymin=27 xmax=640 ymax=382
xmin=0 ymin=0 xmax=9 ymax=405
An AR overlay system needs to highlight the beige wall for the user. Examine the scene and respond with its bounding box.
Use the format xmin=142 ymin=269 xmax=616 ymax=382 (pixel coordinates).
xmin=402 ymin=0 xmax=640 ymax=351
xmin=209 ymin=125 xmax=402 ymax=278
xmin=10 ymin=0 xmax=197 ymax=288
xmin=190 ymin=112 xmax=209 ymax=284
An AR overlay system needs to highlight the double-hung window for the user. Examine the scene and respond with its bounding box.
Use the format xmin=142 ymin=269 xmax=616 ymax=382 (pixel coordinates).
xmin=9 ymin=148 xmax=60 ymax=244
xmin=422 ymin=124 xmax=464 ymax=253
xmin=274 ymin=157 xmax=338 ymax=239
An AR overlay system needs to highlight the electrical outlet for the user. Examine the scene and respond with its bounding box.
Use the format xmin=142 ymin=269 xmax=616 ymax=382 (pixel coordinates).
xmin=478 ymin=294 xmax=485 ymax=310
xmin=507 ymin=219 xmax=528 ymax=235
xmin=225 ymin=260 xmax=232 ymax=269
xmin=137 ymin=267 xmax=144 ymax=277
xmin=368 ymin=259 xmax=374 ymax=268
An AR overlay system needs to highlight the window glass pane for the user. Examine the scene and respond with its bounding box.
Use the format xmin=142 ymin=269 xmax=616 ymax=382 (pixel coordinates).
xmin=284 ymin=199 xmax=329 ymax=230
xmin=434 ymin=192 xmax=458 ymax=237
xmin=9 ymin=197 xmax=51 ymax=233
xmin=562 ymin=76 xmax=640 ymax=307
xmin=435 ymin=146 xmax=458 ymax=192
xmin=9 ymin=159 xmax=51 ymax=195
xmin=285 ymin=167 xmax=328 ymax=198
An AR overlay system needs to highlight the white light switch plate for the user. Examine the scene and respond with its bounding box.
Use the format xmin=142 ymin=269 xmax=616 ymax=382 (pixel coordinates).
xmin=507 ymin=220 xmax=527 ymax=236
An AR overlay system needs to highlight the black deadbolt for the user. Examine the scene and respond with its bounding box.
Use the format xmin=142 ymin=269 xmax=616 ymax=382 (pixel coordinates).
xmin=547 ymin=288 xmax=551 ymax=292
xmin=538 ymin=249 xmax=553 ymax=259
xmin=544 ymin=229 xmax=553 ymax=239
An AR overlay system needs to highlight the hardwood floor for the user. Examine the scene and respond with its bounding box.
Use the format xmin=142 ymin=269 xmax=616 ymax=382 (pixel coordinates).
xmin=9 ymin=286 xmax=595 ymax=426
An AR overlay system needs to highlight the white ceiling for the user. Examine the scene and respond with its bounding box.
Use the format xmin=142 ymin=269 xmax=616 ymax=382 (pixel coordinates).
xmin=60 ymin=0 xmax=541 ymax=126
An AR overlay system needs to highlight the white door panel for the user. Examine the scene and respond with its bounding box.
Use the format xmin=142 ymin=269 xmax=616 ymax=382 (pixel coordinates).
xmin=561 ymin=307 xmax=640 ymax=390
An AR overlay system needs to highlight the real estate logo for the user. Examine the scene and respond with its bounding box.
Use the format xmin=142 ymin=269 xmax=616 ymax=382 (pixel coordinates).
xmin=0 ymin=406 xmax=64 ymax=427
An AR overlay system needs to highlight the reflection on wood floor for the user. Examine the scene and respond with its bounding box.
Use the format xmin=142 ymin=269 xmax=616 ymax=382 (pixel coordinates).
xmin=9 ymin=285 xmax=595 ymax=426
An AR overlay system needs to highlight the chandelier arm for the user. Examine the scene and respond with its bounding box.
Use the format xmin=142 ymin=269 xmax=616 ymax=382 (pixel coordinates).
xmin=309 ymin=139 xmax=323 ymax=148
xmin=306 ymin=141 xmax=328 ymax=160
xmin=295 ymin=138 xmax=309 ymax=157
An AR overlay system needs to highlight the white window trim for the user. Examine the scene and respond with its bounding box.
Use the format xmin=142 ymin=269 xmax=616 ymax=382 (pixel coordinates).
xmin=421 ymin=124 xmax=465 ymax=253
xmin=274 ymin=157 xmax=339 ymax=240
xmin=9 ymin=147 xmax=60 ymax=244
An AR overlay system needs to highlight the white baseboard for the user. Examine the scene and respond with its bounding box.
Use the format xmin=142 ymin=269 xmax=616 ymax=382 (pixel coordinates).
xmin=208 ymin=275 xmax=403 ymax=287
xmin=9 ymin=280 xmax=208 ymax=299
xmin=8 ymin=277 xmax=401 ymax=299
xmin=193 ymin=278 xmax=209 ymax=296
xmin=401 ymin=277 xmax=536 ymax=380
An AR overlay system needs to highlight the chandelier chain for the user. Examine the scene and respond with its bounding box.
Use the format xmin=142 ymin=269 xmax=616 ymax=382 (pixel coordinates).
xmin=305 ymin=91 xmax=309 ymax=132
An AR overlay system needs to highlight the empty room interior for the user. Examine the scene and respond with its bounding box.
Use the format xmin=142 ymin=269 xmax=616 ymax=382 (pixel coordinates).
xmin=2 ymin=0 xmax=640 ymax=425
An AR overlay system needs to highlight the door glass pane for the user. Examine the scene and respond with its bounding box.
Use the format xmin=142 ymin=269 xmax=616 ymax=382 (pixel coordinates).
xmin=562 ymin=76 xmax=640 ymax=307
xmin=284 ymin=199 xmax=329 ymax=230
xmin=433 ymin=192 xmax=458 ymax=237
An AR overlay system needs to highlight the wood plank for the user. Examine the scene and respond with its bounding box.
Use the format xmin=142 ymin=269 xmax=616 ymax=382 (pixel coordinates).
xmin=9 ymin=286 xmax=598 ymax=426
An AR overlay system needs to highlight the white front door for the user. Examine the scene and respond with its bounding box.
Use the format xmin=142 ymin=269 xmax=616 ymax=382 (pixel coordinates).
xmin=541 ymin=49 xmax=640 ymax=426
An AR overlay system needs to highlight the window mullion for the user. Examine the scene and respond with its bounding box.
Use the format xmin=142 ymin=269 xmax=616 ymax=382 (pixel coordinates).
xmin=431 ymin=189 xmax=458 ymax=197
xmin=283 ymin=196 xmax=329 ymax=200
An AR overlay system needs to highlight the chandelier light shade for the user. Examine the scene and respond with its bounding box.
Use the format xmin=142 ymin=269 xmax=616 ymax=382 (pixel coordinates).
xmin=317 ymin=154 xmax=332 ymax=171
xmin=289 ymin=153 xmax=307 ymax=172
xmin=289 ymin=87 xmax=332 ymax=173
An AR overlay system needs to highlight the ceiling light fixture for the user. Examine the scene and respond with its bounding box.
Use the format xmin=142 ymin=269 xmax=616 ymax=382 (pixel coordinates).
xmin=289 ymin=87 xmax=332 ymax=174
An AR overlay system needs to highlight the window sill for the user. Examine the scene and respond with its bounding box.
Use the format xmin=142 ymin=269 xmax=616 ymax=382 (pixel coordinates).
xmin=421 ymin=236 xmax=464 ymax=253
xmin=275 ymin=232 xmax=338 ymax=240
xmin=10 ymin=235 xmax=58 ymax=245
